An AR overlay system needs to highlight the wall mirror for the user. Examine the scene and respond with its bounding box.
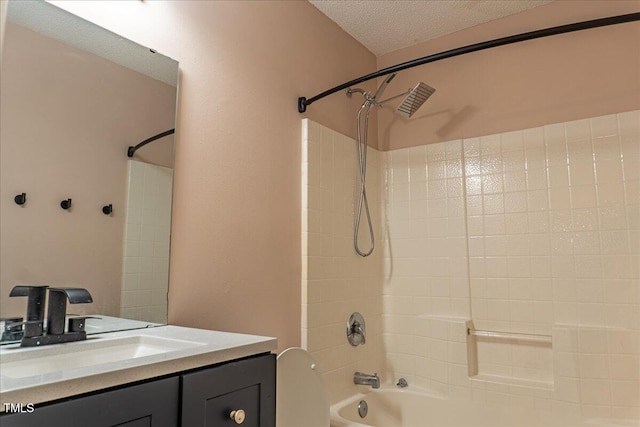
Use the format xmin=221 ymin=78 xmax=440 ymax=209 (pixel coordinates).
xmin=0 ymin=0 xmax=178 ymax=343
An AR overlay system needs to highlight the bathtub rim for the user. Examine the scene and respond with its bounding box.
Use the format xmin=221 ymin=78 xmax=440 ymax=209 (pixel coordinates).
xmin=328 ymin=385 xmax=638 ymax=427
xmin=329 ymin=385 xmax=447 ymax=427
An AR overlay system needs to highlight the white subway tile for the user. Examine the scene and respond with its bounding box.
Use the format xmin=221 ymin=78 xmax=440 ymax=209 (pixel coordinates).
xmin=302 ymin=117 xmax=639 ymax=415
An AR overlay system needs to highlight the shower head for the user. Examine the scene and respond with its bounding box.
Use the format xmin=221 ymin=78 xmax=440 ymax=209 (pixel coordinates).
xmin=395 ymin=82 xmax=436 ymax=118
xmin=346 ymin=74 xmax=435 ymax=119
xmin=373 ymin=73 xmax=396 ymax=102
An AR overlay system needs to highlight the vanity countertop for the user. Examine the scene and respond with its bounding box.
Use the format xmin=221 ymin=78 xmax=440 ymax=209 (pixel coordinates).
xmin=0 ymin=325 xmax=277 ymax=409
xmin=83 ymin=314 xmax=161 ymax=334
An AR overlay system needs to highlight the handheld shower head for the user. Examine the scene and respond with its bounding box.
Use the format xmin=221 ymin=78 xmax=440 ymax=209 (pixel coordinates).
xmin=373 ymin=73 xmax=397 ymax=102
xmin=395 ymin=82 xmax=435 ymax=118
xmin=345 ymin=73 xmax=396 ymax=101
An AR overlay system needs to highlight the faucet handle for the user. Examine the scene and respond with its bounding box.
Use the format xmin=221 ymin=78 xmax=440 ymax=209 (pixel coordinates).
xmin=67 ymin=316 xmax=100 ymax=333
xmin=347 ymin=312 xmax=366 ymax=346
xmin=1 ymin=317 xmax=23 ymax=326
xmin=1 ymin=317 xmax=25 ymax=341
xmin=4 ymin=319 xmax=42 ymax=327
xmin=347 ymin=323 xmax=365 ymax=345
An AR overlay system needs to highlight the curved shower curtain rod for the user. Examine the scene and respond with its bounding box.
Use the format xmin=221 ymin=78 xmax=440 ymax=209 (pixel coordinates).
xmin=127 ymin=128 xmax=175 ymax=158
xmin=297 ymin=12 xmax=640 ymax=113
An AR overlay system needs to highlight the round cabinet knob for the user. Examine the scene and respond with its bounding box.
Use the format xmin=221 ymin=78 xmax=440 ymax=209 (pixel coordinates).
xmin=229 ymin=409 xmax=246 ymax=424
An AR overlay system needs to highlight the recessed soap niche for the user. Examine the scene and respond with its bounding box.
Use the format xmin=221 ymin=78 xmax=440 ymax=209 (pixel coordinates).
xmin=466 ymin=320 xmax=554 ymax=390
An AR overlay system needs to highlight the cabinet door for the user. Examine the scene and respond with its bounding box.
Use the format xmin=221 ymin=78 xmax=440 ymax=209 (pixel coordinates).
xmin=181 ymin=354 xmax=275 ymax=427
xmin=0 ymin=377 xmax=179 ymax=427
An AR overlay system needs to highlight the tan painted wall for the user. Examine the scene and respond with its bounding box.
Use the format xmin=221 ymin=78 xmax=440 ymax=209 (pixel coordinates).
xmin=376 ymin=0 xmax=640 ymax=150
xmin=51 ymin=0 xmax=377 ymax=352
xmin=0 ymin=22 xmax=176 ymax=317
xmin=45 ymin=0 xmax=637 ymax=354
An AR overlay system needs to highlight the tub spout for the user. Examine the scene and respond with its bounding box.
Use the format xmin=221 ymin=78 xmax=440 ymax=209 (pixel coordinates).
xmin=354 ymin=372 xmax=380 ymax=389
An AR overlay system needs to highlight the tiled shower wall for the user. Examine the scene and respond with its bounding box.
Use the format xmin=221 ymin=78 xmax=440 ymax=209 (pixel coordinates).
xmin=382 ymin=140 xmax=471 ymax=396
xmin=121 ymin=160 xmax=172 ymax=324
xmin=302 ymin=119 xmax=384 ymax=404
xmin=383 ymin=110 xmax=639 ymax=420
xmin=464 ymin=114 xmax=638 ymax=334
xmin=303 ymin=111 xmax=639 ymax=419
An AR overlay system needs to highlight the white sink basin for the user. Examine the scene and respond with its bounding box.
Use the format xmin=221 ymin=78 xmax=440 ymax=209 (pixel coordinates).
xmin=0 ymin=325 xmax=277 ymax=409
xmin=0 ymin=335 xmax=204 ymax=379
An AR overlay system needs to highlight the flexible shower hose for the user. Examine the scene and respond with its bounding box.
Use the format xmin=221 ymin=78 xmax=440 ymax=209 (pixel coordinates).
xmin=354 ymin=100 xmax=375 ymax=257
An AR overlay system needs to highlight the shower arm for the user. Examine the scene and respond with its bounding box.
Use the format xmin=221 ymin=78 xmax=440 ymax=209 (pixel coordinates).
xmin=345 ymin=87 xmax=412 ymax=107
xmin=345 ymin=87 xmax=369 ymax=98
xmin=376 ymin=89 xmax=413 ymax=107
xmin=297 ymin=12 xmax=640 ymax=113
xmin=127 ymin=128 xmax=175 ymax=158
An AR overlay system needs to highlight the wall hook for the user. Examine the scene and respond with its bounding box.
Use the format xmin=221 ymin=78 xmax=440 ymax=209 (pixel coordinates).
xmin=102 ymin=204 xmax=113 ymax=215
xmin=14 ymin=193 xmax=26 ymax=206
xmin=60 ymin=199 xmax=72 ymax=210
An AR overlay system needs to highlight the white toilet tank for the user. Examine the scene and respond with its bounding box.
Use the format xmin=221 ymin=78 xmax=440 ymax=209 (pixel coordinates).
xmin=276 ymin=347 xmax=329 ymax=427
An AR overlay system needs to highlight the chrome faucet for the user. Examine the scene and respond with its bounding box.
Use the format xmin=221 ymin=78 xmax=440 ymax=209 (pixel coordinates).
xmin=347 ymin=312 xmax=366 ymax=346
xmin=354 ymin=372 xmax=380 ymax=389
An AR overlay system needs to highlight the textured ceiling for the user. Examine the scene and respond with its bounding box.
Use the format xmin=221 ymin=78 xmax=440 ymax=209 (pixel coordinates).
xmin=309 ymin=0 xmax=554 ymax=56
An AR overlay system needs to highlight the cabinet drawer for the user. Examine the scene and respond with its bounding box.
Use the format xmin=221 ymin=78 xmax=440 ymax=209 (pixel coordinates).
xmin=181 ymin=354 xmax=275 ymax=427
xmin=0 ymin=377 xmax=179 ymax=427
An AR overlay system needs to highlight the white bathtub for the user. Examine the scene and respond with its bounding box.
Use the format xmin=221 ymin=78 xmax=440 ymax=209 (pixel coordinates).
xmin=330 ymin=387 xmax=636 ymax=427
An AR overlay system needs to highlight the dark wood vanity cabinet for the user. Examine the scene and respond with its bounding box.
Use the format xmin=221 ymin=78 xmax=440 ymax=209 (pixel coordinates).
xmin=181 ymin=353 xmax=276 ymax=426
xmin=0 ymin=377 xmax=179 ymax=427
xmin=0 ymin=353 xmax=275 ymax=427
